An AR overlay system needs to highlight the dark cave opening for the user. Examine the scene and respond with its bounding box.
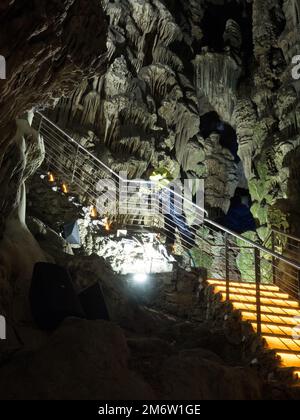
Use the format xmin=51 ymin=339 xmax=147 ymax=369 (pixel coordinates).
xmin=200 ymin=111 xmax=239 ymax=162
xmin=269 ymin=1 xmax=286 ymax=36
xmin=218 ymin=187 xmax=256 ymax=234
xmin=201 ymin=111 xmax=256 ymax=233
xmin=199 ymin=0 xmax=253 ymax=58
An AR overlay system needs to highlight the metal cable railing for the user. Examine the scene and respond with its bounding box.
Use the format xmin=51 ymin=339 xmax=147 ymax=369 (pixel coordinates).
xmin=32 ymin=111 xmax=300 ymax=336
xmin=264 ymin=227 xmax=300 ymax=262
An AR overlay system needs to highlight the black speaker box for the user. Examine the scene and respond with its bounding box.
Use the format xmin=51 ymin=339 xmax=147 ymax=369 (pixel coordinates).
xmin=30 ymin=262 xmax=85 ymax=331
xmin=78 ymin=282 xmax=110 ymax=321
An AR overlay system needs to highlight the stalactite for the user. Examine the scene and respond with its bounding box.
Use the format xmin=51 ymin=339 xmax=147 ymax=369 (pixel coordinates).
xmin=194 ymin=53 xmax=242 ymax=124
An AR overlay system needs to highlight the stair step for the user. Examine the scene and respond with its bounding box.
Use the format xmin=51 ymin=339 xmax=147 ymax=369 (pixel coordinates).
xmin=208 ymin=278 xmax=300 ymax=372
xmin=242 ymin=311 xmax=300 ymax=326
xmin=252 ymin=323 xmax=297 ymax=337
xmin=219 ymin=292 xmax=299 ymax=309
xmin=277 ymin=352 xmax=300 ymax=367
xmin=207 ymin=279 xmax=280 ymax=292
xmin=213 ymin=284 xmax=289 ymax=300
xmin=293 ymin=370 xmax=300 ymax=379
xmin=263 ymin=335 xmax=300 ymax=352
xmin=233 ymin=301 xmax=300 ymax=316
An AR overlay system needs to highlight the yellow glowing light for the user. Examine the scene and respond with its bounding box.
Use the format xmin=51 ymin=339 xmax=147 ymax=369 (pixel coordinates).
xmin=104 ymin=217 xmax=112 ymax=232
xmin=277 ymin=352 xmax=300 ymax=367
xmin=294 ymin=370 xmax=300 ymax=378
xmin=149 ymin=168 xmax=172 ymax=188
xmin=209 ymin=278 xmax=300 ymax=372
xmin=62 ymin=183 xmax=68 ymax=194
xmin=90 ymin=206 xmax=98 ymax=218
xmin=48 ymin=172 xmax=55 ymax=183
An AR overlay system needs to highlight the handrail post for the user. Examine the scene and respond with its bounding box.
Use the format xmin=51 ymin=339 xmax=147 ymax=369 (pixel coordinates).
xmin=71 ymin=144 xmax=80 ymax=184
xmin=32 ymin=113 xmax=300 ymax=278
xmin=225 ymin=233 xmax=230 ymax=301
xmin=38 ymin=114 xmax=43 ymax=134
xmin=255 ymin=248 xmax=262 ymax=336
xmin=271 ymin=230 xmax=276 ymax=286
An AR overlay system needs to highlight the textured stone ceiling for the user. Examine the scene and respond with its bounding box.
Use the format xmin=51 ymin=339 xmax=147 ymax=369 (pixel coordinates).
xmin=1 ymin=0 xmax=300 ymax=238
xmin=0 ymin=0 xmax=108 ymax=235
xmin=0 ymin=0 xmax=300 ymax=400
xmin=46 ymin=0 xmax=300 ymax=239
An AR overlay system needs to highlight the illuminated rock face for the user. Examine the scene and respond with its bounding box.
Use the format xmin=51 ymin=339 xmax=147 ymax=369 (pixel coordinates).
xmin=43 ymin=0 xmax=300 ymax=240
xmin=49 ymin=0 xmax=206 ymax=184
xmin=0 ymin=0 xmax=108 ymax=237
xmin=0 ymin=1 xmax=108 ymax=323
xmin=1 ymin=1 xmax=300 ymax=235
xmin=47 ymin=0 xmax=248 ymax=224
xmin=0 ymin=0 xmax=300 ymax=389
xmin=204 ymin=132 xmax=238 ymax=214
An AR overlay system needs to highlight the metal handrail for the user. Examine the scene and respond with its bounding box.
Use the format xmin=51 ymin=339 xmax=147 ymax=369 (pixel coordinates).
xmin=35 ymin=111 xmax=209 ymax=219
xmin=34 ymin=112 xmax=300 ymax=270
xmin=32 ymin=111 xmax=300 ymax=270
xmin=203 ymin=218 xmax=300 ymax=271
xmin=271 ymin=227 xmax=300 ymax=243
xmin=32 ymin=111 xmax=300 ymax=334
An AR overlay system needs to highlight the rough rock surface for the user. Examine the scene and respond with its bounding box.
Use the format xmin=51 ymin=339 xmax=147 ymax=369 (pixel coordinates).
xmin=0 ymin=1 xmax=108 ymax=324
xmin=0 ymin=249 xmax=294 ymax=400
xmin=42 ymin=0 xmax=300 ymax=242
xmin=0 ymin=316 xmax=264 ymax=401
xmin=48 ymin=0 xmax=221 ymax=203
xmin=1 ymin=0 xmax=300 ymax=401
xmin=0 ymin=319 xmax=155 ymax=400
xmin=0 ymin=0 xmax=107 ymax=236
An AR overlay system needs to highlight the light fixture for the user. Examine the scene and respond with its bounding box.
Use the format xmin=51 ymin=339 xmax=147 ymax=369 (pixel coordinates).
xmin=48 ymin=172 xmax=55 ymax=183
xmin=133 ymin=273 xmax=148 ymax=283
xmin=117 ymin=229 xmax=128 ymax=238
xmin=62 ymin=183 xmax=68 ymax=194
xmin=90 ymin=205 xmax=98 ymax=218
xmin=104 ymin=217 xmax=112 ymax=231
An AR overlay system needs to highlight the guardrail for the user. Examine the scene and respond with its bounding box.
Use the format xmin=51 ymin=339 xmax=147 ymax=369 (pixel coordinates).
xmin=32 ymin=111 xmax=300 ymax=336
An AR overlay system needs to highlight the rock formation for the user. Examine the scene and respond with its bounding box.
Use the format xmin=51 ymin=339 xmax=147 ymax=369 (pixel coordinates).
xmin=1 ymin=0 xmax=300 ymax=401
xmin=0 ymin=1 xmax=108 ymax=323
xmin=0 ymin=0 xmax=107 ymax=234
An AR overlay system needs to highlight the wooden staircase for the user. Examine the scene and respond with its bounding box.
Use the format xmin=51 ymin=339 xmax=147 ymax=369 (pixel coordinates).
xmin=208 ymin=279 xmax=300 ymax=377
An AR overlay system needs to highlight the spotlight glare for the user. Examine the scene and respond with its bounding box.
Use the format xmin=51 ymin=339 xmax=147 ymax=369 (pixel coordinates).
xmin=133 ymin=273 xmax=148 ymax=283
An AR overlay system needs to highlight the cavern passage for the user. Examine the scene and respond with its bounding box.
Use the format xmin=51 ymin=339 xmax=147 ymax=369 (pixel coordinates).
xmin=1 ymin=0 xmax=300 ymax=402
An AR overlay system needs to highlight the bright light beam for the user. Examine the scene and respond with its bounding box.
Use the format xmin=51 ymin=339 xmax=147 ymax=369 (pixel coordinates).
xmin=133 ymin=273 xmax=148 ymax=284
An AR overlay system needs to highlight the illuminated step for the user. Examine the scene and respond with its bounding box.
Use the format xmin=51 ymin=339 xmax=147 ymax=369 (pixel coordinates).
xmin=252 ymin=323 xmax=298 ymax=337
xmin=207 ymin=279 xmax=280 ymax=292
xmin=218 ymin=292 xmax=299 ymax=309
xmin=276 ymin=353 xmax=300 ymax=367
xmin=294 ymin=370 xmax=300 ymax=379
xmin=212 ymin=285 xmax=289 ymax=300
xmin=263 ymin=336 xmax=300 ymax=352
xmin=233 ymin=301 xmax=300 ymax=316
xmin=242 ymin=311 xmax=300 ymax=326
xmin=208 ymin=278 xmax=300 ymax=372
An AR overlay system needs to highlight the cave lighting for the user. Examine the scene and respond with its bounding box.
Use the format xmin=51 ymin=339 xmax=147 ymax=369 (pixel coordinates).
xmin=48 ymin=172 xmax=55 ymax=183
xmin=90 ymin=205 xmax=98 ymax=218
xmin=133 ymin=273 xmax=148 ymax=284
xmin=104 ymin=217 xmax=112 ymax=231
xmin=62 ymin=183 xmax=68 ymax=194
